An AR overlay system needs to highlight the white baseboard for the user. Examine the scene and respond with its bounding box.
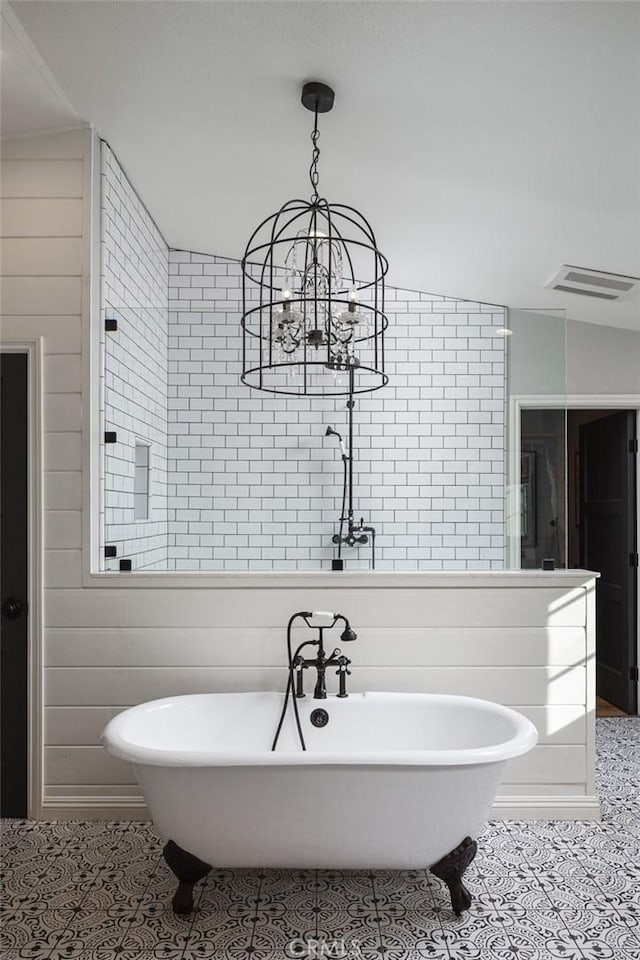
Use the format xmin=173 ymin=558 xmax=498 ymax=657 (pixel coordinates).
xmin=491 ymin=795 xmax=601 ymax=821
xmin=42 ymin=794 xmax=150 ymax=821
xmin=40 ymin=793 xmax=601 ymax=823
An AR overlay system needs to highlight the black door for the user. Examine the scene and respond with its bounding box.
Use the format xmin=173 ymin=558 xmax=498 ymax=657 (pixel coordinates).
xmin=580 ymin=411 xmax=638 ymax=714
xmin=0 ymin=353 xmax=29 ymax=816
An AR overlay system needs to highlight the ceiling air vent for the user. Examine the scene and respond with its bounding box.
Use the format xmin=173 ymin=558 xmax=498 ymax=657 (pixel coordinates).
xmin=546 ymin=265 xmax=639 ymax=301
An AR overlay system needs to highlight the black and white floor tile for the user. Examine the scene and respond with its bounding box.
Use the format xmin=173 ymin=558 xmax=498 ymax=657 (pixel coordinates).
xmin=1 ymin=718 xmax=638 ymax=959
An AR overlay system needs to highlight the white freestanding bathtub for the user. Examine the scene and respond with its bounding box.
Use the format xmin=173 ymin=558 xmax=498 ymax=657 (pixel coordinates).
xmin=102 ymin=690 xmax=537 ymax=914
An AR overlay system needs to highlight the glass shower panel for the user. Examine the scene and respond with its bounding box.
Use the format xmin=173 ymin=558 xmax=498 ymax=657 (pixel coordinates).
xmin=100 ymin=280 xmax=514 ymax=571
xmin=102 ymin=305 xmax=169 ymax=572
xmin=520 ymin=408 xmax=566 ymax=569
xmin=505 ymin=309 xmax=568 ymax=570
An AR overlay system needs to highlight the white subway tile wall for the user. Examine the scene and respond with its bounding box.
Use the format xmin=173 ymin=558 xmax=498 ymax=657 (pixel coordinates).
xmin=103 ymin=146 xmax=506 ymax=570
xmin=165 ymin=252 xmax=506 ymax=571
xmin=101 ymin=143 xmax=169 ymax=569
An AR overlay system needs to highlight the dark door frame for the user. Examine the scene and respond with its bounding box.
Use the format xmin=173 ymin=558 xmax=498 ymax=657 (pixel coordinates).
xmin=511 ymin=395 xmax=640 ymax=717
xmin=578 ymin=410 xmax=637 ymax=713
xmin=0 ymin=341 xmax=43 ymax=817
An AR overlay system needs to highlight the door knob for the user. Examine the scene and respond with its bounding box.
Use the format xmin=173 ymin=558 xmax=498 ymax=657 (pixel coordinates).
xmin=1 ymin=597 xmax=24 ymax=620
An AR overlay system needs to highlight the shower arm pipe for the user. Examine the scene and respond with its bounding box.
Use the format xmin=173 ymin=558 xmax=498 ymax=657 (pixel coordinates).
xmin=347 ymin=366 xmax=355 ymax=530
xmin=333 ymin=372 xmax=355 ymax=563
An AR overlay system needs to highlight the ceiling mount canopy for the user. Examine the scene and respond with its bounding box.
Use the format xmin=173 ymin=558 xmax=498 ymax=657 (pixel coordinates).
xmin=300 ymin=80 xmax=335 ymax=114
xmin=240 ymin=81 xmax=389 ymax=397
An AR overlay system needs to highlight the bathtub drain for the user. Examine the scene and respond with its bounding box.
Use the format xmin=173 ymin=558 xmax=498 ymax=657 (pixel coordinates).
xmin=310 ymin=708 xmax=329 ymax=728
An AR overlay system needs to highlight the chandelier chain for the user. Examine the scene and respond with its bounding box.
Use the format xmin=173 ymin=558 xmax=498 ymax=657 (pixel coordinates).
xmin=241 ymin=81 xmax=388 ymax=397
xmin=309 ymin=108 xmax=320 ymax=202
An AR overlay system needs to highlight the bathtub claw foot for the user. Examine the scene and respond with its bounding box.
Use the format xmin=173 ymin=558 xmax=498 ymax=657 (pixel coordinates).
xmin=430 ymin=836 xmax=478 ymax=916
xmin=163 ymin=840 xmax=211 ymax=915
xmin=172 ymin=881 xmax=196 ymax=916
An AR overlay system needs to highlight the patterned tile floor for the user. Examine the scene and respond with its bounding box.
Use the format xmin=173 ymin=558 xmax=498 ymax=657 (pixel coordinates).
xmin=1 ymin=718 xmax=639 ymax=959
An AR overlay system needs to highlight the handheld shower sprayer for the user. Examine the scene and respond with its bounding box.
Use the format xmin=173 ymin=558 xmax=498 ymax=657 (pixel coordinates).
xmin=325 ymin=425 xmax=347 ymax=459
xmin=304 ymin=610 xmax=357 ymax=643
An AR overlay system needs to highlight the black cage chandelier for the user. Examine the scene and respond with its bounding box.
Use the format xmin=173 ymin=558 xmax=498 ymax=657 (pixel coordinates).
xmin=241 ymin=82 xmax=389 ymax=396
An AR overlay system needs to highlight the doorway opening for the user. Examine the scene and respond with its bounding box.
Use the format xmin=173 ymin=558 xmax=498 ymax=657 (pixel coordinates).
xmin=0 ymin=352 xmax=29 ymax=816
xmin=520 ymin=407 xmax=638 ymax=716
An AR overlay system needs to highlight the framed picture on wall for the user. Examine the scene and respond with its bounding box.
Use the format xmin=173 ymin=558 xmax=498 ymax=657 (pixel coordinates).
xmin=520 ymin=451 xmax=536 ymax=547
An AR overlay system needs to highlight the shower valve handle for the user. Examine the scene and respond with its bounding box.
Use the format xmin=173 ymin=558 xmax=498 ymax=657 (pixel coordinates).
xmin=293 ymin=656 xmax=307 ymax=698
xmin=336 ymin=655 xmax=351 ymax=698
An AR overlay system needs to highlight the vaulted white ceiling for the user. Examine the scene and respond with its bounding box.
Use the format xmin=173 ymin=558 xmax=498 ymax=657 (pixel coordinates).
xmin=0 ymin=5 xmax=78 ymax=137
xmin=4 ymin=1 xmax=640 ymax=329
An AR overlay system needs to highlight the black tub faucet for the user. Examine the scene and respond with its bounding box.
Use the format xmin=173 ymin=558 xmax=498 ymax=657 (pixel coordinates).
xmin=310 ymin=646 xmax=352 ymax=699
xmin=289 ymin=611 xmax=357 ymax=699
xmin=272 ymin=610 xmax=358 ymax=752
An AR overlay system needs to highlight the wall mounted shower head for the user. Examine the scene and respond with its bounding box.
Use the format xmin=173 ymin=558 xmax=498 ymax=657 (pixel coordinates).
xmin=325 ymin=425 xmax=347 ymax=458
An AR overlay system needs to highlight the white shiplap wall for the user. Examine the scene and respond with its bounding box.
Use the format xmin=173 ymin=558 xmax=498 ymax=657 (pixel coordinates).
xmin=0 ymin=129 xmax=598 ymax=823
xmin=44 ymin=575 xmax=598 ymax=821
xmin=1 ymin=129 xmax=87 ymax=594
